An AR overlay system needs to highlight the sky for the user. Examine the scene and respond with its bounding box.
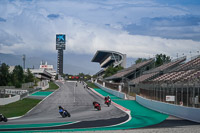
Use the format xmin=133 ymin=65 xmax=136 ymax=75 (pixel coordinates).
xmin=0 ymin=0 xmax=200 ymax=74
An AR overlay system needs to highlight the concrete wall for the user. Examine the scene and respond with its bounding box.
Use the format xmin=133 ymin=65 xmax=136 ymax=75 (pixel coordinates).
xmin=0 ymin=95 xmax=20 ymax=105
xmin=136 ymin=95 xmax=200 ymax=123
xmin=95 ymin=83 xmax=126 ymax=99
xmin=38 ymin=80 xmax=49 ymax=90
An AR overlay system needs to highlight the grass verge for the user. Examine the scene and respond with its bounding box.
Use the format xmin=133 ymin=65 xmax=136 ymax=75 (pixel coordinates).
xmin=41 ymin=81 xmax=59 ymax=91
xmin=0 ymin=98 xmax=41 ymax=118
xmin=86 ymin=82 xmax=98 ymax=88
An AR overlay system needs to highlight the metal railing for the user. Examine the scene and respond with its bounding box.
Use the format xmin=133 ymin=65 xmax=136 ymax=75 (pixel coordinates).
xmin=137 ymin=81 xmax=200 ymax=108
xmin=97 ymin=79 xmax=119 ymax=91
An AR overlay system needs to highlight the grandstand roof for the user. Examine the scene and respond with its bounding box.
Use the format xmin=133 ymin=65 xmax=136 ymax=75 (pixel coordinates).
xmin=91 ymin=50 xmax=126 ymax=68
xmin=91 ymin=50 xmax=122 ymax=62
xmin=106 ymin=58 xmax=154 ymax=80
xmin=95 ymin=69 xmax=105 ymax=76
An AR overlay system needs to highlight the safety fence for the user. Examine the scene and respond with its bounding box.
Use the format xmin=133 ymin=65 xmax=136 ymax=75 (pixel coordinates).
xmin=96 ymin=79 xmax=136 ymax=98
xmin=0 ymin=82 xmax=34 ymax=98
xmin=0 ymin=87 xmax=41 ymax=105
xmin=0 ymin=80 xmax=49 ymax=104
xmin=94 ymin=82 xmax=126 ymax=99
xmin=138 ymin=82 xmax=200 ymax=108
xmin=97 ymin=79 xmax=120 ymax=91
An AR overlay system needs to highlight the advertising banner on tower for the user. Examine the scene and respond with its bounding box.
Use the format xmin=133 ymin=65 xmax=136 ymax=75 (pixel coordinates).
xmin=56 ymin=34 xmax=66 ymax=50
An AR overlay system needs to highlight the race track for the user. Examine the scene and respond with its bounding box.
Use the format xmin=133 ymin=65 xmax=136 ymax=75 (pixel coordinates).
xmin=0 ymin=81 xmax=128 ymax=132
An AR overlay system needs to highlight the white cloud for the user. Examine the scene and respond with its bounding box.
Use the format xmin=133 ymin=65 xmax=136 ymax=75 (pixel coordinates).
xmin=0 ymin=0 xmax=199 ymax=60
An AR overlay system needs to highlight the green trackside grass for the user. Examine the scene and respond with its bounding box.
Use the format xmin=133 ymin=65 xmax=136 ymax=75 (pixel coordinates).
xmin=0 ymin=98 xmax=41 ymax=118
xmin=41 ymin=81 xmax=59 ymax=91
xmin=86 ymin=82 xmax=98 ymax=88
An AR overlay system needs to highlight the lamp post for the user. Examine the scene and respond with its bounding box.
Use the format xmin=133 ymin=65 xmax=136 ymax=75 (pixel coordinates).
xmin=190 ymin=51 xmax=192 ymax=60
xmin=22 ymin=54 xmax=25 ymax=70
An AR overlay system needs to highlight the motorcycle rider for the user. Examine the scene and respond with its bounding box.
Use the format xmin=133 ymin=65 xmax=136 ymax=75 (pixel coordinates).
xmin=93 ymin=101 xmax=100 ymax=108
xmin=93 ymin=101 xmax=101 ymax=110
xmin=59 ymin=106 xmax=64 ymax=115
xmin=93 ymin=101 xmax=100 ymax=106
xmin=104 ymin=95 xmax=111 ymax=102
xmin=59 ymin=106 xmax=71 ymax=117
xmin=0 ymin=114 xmax=7 ymax=122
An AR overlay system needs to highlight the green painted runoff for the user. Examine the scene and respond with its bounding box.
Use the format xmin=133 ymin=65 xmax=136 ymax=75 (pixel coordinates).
xmin=31 ymin=91 xmax=53 ymax=97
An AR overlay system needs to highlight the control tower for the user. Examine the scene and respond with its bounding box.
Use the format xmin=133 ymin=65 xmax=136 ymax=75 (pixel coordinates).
xmin=56 ymin=34 xmax=66 ymax=74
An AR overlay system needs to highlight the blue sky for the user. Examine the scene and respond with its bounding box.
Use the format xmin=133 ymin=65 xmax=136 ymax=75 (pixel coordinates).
xmin=0 ymin=0 xmax=200 ymax=73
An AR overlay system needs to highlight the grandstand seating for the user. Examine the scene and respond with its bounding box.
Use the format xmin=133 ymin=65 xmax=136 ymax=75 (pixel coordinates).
xmin=129 ymin=57 xmax=186 ymax=85
xmin=150 ymin=56 xmax=200 ymax=83
xmin=144 ymin=56 xmax=186 ymax=74
xmin=152 ymin=69 xmax=200 ymax=83
xmin=130 ymin=72 xmax=159 ymax=84
xmin=182 ymin=70 xmax=200 ymax=81
xmin=174 ymin=56 xmax=200 ymax=71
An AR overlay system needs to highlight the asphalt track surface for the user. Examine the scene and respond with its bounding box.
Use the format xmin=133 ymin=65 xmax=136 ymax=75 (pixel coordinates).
xmin=0 ymin=81 xmax=128 ymax=132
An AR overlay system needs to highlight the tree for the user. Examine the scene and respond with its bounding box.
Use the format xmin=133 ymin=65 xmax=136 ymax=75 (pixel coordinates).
xmin=0 ymin=63 xmax=10 ymax=86
xmin=135 ymin=58 xmax=147 ymax=64
xmin=11 ymin=65 xmax=24 ymax=88
xmin=0 ymin=63 xmax=37 ymax=87
xmin=25 ymin=68 xmax=34 ymax=83
xmin=155 ymin=54 xmax=171 ymax=67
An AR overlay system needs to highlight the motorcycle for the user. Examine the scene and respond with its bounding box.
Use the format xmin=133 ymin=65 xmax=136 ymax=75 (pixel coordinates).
xmin=105 ymin=99 xmax=111 ymax=107
xmin=0 ymin=114 xmax=7 ymax=122
xmin=60 ymin=110 xmax=71 ymax=118
xmin=93 ymin=102 xmax=101 ymax=111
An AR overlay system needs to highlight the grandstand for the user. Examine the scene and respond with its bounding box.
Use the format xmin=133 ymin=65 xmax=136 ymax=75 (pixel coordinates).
xmin=92 ymin=50 xmax=126 ymax=68
xmin=151 ymin=56 xmax=200 ymax=83
xmin=94 ymin=53 xmax=200 ymax=122
xmin=136 ymin=55 xmax=200 ymax=109
xmin=129 ymin=56 xmax=186 ymax=85
xmin=92 ymin=50 xmax=126 ymax=78
xmin=106 ymin=59 xmax=154 ymax=82
xmin=172 ymin=55 xmax=200 ymax=71
xmin=30 ymin=69 xmax=52 ymax=80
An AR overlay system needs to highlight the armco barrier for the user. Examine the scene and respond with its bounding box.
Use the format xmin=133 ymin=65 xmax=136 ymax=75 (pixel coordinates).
xmin=94 ymin=83 xmax=126 ymax=99
xmin=0 ymin=95 xmax=20 ymax=105
xmin=0 ymin=87 xmax=42 ymax=105
xmin=136 ymin=95 xmax=200 ymax=123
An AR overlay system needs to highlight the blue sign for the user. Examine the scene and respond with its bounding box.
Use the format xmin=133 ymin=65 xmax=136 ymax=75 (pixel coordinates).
xmin=56 ymin=34 xmax=65 ymax=44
